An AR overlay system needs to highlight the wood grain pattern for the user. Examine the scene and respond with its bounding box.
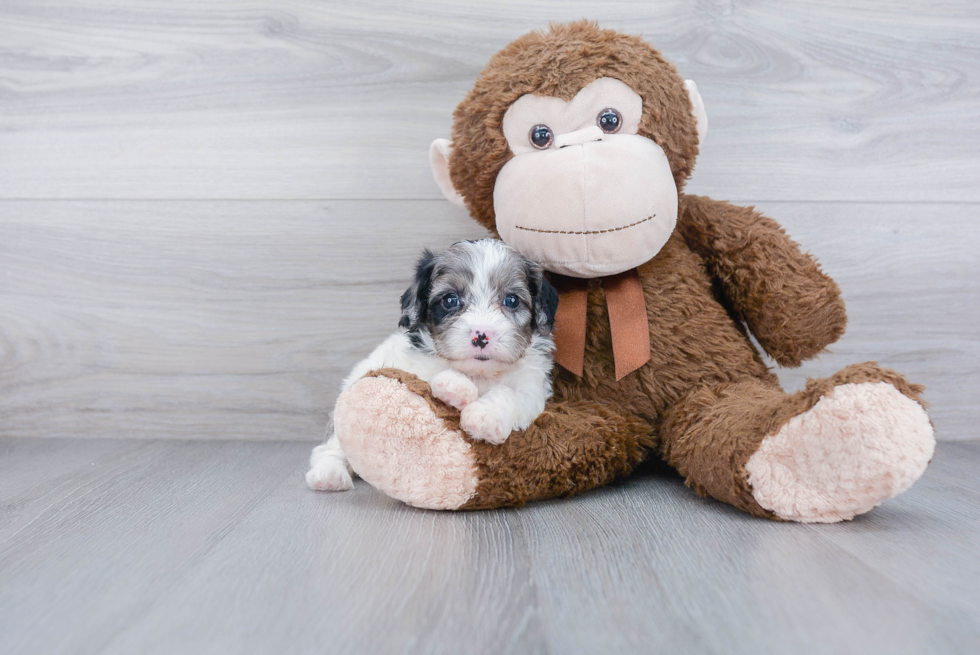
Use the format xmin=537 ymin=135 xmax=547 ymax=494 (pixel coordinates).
xmin=1 ymin=199 xmax=975 ymax=441
xmin=1 ymin=1 xmax=978 ymax=201
xmin=0 ymin=200 xmax=488 ymax=440
xmin=1 ymin=5 xmax=976 ymax=652
xmin=0 ymin=438 xmax=977 ymax=654
xmin=755 ymin=200 xmax=980 ymax=441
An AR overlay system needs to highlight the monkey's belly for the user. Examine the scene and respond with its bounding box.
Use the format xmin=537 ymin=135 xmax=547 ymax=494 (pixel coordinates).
xmin=551 ymin=235 xmax=775 ymax=427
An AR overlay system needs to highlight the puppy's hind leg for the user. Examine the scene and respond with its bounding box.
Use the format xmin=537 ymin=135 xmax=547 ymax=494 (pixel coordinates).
xmin=306 ymin=433 xmax=356 ymax=492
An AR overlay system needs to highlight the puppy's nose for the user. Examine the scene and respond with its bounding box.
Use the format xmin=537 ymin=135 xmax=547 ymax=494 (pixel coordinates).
xmin=471 ymin=331 xmax=490 ymax=349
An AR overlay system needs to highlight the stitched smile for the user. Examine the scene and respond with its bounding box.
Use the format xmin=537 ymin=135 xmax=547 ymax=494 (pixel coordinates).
xmin=514 ymin=215 xmax=655 ymax=235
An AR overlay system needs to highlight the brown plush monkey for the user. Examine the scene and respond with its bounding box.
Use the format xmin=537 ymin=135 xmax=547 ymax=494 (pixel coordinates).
xmin=334 ymin=22 xmax=935 ymax=522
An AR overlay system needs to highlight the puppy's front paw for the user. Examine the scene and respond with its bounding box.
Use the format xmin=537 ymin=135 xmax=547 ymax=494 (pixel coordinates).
xmin=430 ymin=370 xmax=479 ymax=410
xmin=460 ymin=400 xmax=512 ymax=445
xmin=306 ymin=458 xmax=353 ymax=492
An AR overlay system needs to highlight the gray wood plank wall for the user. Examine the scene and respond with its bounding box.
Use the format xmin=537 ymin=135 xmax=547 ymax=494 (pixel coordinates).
xmin=1 ymin=1 xmax=978 ymax=441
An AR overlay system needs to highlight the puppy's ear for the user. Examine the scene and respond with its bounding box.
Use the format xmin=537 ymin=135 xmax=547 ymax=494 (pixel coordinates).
xmin=536 ymin=277 xmax=559 ymax=334
xmin=524 ymin=260 xmax=559 ymax=335
xmin=399 ymin=249 xmax=437 ymax=329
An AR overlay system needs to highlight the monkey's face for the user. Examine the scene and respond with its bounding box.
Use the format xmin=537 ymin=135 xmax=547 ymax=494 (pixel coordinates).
xmin=430 ymin=24 xmax=709 ymax=278
xmin=492 ymin=77 xmax=678 ymax=278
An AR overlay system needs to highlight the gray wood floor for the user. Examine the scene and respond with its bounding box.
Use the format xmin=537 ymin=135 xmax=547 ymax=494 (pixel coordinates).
xmin=1 ymin=437 xmax=978 ymax=655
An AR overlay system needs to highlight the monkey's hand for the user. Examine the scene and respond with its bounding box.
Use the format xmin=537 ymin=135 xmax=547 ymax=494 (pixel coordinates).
xmin=677 ymin=194 xmax=848 ymax=367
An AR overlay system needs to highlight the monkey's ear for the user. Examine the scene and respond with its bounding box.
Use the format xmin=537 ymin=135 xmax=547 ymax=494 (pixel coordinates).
xmin=429 ymin=139 xmax=467 ymax=207
xmin=684 ymin=80 xmax=708 ymax=146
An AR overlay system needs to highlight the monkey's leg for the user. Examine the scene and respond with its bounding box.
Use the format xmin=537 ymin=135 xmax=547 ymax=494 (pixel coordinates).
xmin=660 ymin=363 xmax=935 ymax=522
xmin=334 ymin=369 xmax=651 ymax=510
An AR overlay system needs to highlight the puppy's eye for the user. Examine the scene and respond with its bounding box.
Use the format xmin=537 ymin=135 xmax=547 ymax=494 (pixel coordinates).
xmin=529 ymin=125 xmax=554 ymax=150
xmin=503 ymin=294 xmax=520 ymax=309
xmin=597 ymin=108 xmax=622 ymax=134
xmin=441 ymin=294 xmax=460 ymax=310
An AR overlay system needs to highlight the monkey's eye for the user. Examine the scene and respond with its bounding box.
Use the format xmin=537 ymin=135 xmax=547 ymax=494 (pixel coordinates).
xmin=502 ymin=294 xmax=520 ymax=309
xmin=529 ymin=125 xmax=554 ymax=150
xmin=441 ymin=294 xmax=460 ymax=310
xmin=597 ymin=108 xmax=623 ymax=134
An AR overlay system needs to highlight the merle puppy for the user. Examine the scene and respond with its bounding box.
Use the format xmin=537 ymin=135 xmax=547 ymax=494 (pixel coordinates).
xmin=307 ymin=238 xmax=558 ymax=492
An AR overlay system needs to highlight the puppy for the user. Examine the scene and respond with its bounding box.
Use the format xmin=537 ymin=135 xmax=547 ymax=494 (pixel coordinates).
xmin=307 ymin=238 xmax=559 ymax=492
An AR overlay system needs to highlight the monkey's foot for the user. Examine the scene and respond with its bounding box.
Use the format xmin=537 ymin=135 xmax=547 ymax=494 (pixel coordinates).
xmin=333 ymin=369 xmax=650 ymax=511
xmin=334 ymin=370 xmax=479 ymax=510
xmin=746 ymin=377 xmax=935 ymax=523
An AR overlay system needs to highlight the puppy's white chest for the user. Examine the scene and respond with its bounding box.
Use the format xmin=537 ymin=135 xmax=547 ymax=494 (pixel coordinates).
xmin=469 ymin=375 xmax=504 ymax=397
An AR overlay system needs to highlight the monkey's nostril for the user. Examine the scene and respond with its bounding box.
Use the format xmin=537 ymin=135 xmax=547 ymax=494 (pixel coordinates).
xmin=560 ymin=137 xmax=602 ymax=149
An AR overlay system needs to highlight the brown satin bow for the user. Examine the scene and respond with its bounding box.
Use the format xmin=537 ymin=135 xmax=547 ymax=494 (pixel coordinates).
xmin=550 ymin=269 xmax=651 ymax=381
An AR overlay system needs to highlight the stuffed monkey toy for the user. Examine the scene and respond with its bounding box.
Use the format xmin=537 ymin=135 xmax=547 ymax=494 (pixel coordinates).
xmin=334 ymin=22 xmax=935 ymax=522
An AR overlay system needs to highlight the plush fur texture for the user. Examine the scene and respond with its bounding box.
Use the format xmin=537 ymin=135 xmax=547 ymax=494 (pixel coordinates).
xmin=678 ymin=195 xmax=847 ymax=367
xmin=339 ymin=368 xmax=649 ymax=510
xmin=331 ymin=22 xmax=935 ymax=521
xmin=335 ymin=372 xmax=479 ymax=510
xmin=746 ymin=381 xmax=935 ymax=522
xmin=449 ymin=21 xmax=700 ymax=233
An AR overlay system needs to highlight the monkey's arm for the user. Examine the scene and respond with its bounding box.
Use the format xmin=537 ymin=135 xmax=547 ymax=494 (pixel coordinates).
xmin=676 ymin=194 xmax=847 ymax=367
